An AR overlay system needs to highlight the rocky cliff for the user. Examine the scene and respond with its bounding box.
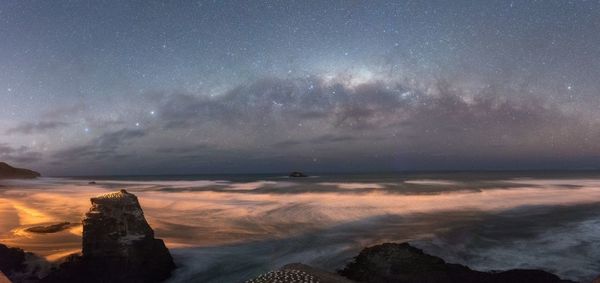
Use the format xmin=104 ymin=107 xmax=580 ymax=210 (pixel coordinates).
xmin=0 ymin=162 xmax=40 ymax=179
xmin=43 ymin=190 xmax=175 ymax=283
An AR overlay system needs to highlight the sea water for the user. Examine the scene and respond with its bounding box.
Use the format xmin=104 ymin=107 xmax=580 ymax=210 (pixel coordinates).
xmin=1 ymin=172 xmax=600 ymax=282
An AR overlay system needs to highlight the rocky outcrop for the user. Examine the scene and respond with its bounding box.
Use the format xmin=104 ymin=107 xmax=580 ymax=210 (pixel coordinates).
xmin=0 ymin=244 xmax=27 ymax=280
xmin=0 ymin=243 xmax=45 ymax=282
xmin=289 ymin=171 xmax=308 ymax=177
xmin=339 ymin=243 xmax=574 ymax=283
xmin=25 ymin=222 xmax=73 ymax=234
xmin=248 ymin=263 xmax=353 ymax=283
xmin=43 ymin=190 xmax=175 ymax=283
xmin=0 ymin=162 xmax=40 ymax=179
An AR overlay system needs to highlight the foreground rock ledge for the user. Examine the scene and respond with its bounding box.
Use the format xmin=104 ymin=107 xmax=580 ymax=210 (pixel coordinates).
xmin=339 ymin=243 xmax=575 ymax=283
xmin=43 ymin=190 xmax=175 ymax=283
xmin=248 ymin=243 xmax=576 ymax=283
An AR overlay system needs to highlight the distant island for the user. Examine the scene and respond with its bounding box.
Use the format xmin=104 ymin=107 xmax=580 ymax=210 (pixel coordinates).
xmin=0 ymin=162 xmax=40 ymax=179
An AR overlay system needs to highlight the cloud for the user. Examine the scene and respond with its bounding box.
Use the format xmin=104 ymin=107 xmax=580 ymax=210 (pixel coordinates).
xmin=0 ymin=144 xmax=43 ymax=164
xmin=6 ymin=121 xmax=69 ymax=135
xmin=149 ymin=75 xmax=595 ymax=156
xmin=53 ymin=129 xmax=146 ymax=161
xmin=28 ymin=73 xmax=600 ymax=174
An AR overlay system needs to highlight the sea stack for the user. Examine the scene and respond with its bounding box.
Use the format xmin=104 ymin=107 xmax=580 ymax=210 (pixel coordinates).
xmin=0 ymin=162 xmax=40 ymax=179
xmin=43 ymin=190 xmax=175 ymax=283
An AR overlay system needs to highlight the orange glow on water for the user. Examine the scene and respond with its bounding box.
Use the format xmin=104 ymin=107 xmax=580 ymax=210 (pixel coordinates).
xmin=2 ymin=178 xmax=600 ymax=261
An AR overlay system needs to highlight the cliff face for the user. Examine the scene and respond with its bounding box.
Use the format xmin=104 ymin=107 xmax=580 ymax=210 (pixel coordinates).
xmin=82 ymin=190 xmax=157 ymax=258
xmin=0 ymin=162 xmax=40 ymax=179
xmin=43 ymin=190 xmax=175 ymax=283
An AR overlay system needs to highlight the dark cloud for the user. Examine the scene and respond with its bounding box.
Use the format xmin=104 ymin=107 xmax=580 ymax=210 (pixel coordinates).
xmin=23 ymin=75 xmax=600 ymax=175
xmin=150 ymin=76 xmax=596 ymax=155
xmin=6 ymin=121 xmax=69 ymax=134
xmin=0 ymin=144 xmax=43 ymax=164
xmin=53 ymin=129 xmax=146 ymax=161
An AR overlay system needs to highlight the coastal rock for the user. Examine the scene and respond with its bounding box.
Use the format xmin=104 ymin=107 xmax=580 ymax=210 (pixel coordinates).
xmin=0 ymin=243 xmax=45 ymax=282
xmin=289 ymin=171 xmax=308 ymax=177
xmin=0 ymin=244 xmax=26 ymax=279
xmin=339 ymin=243 xmax=574 ymax=283
xmin=247 ymin=263 xmax=353 ymax=283
xmin=43 ymin=190 xmax=175 ymax=283
xmin=25 ymin=222 xmax=73 ymax=234
xmin=0 ymin=162 xmax=40 ymax=179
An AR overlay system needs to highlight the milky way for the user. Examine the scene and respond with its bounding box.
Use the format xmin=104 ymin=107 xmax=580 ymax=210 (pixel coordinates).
xmin=1 ymin=1 xmax=600 ymax=175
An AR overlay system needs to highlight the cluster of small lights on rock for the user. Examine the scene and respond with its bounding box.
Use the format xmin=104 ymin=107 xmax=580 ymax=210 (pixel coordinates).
xmin=246 ymin=269 xmax=318 ymax=283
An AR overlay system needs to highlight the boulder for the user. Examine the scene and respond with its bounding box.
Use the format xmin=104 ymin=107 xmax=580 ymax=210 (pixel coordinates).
xmin=338 ymin=243 xmax=574 ymax=283
xmin=43 ymin=190 xmax=175 ymax=283
xmin=0 ymin=162 xmax=40 ymax=179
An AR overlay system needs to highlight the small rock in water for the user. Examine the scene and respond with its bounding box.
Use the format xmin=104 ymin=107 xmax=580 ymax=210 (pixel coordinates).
xmin=289 ymin=171 xmax=308 ymax=177
xmin=25 ymin=222 xmax=72 ymax=234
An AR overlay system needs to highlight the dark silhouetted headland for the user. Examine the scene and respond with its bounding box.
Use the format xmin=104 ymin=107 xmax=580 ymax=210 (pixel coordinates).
xmin=0 ymin=162 xmax=40 ymax=179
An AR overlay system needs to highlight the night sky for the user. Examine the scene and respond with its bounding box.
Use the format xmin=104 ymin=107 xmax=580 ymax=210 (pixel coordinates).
xmin=2 ymin=1 xmax=600 ymax=175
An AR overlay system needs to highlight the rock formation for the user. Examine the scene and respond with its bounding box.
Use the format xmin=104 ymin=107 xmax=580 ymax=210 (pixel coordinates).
xmin=289 ymin=171 xmax=308 ymax=177
xmin=0 ymin=162 xmax=40 ymax=179
xmin=248 ymin=263 xmax=353 ymax=283
xmin=25 ymin=222 xmax=72 ymax=234
xmin=338 ymin=243 xmax=574 ymax=283
xmin=0 ymin=243 xmax=45 ymax=282
xmin=42 ymin=190 xmax=175 ymax=283
xmin=0 ymin=244 xmax=27 ymax=280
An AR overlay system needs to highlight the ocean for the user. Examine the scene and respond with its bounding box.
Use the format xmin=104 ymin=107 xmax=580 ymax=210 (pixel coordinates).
xmin=1 ymin=172 xmax=600 ymax=282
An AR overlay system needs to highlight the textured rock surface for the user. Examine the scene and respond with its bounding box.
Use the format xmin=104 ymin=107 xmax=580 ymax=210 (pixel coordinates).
xmin=247 ymin=263 xmax=354 ymax=283
xmin=0 ymin=162 xmax=40 ymax=179
xmin=282 ymin=263 xmax=354 ymax=283
xmin=42 ymin=190 xmax=175 ymax=283
xmin=339 ymin=243 xmax=575 ymax=283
